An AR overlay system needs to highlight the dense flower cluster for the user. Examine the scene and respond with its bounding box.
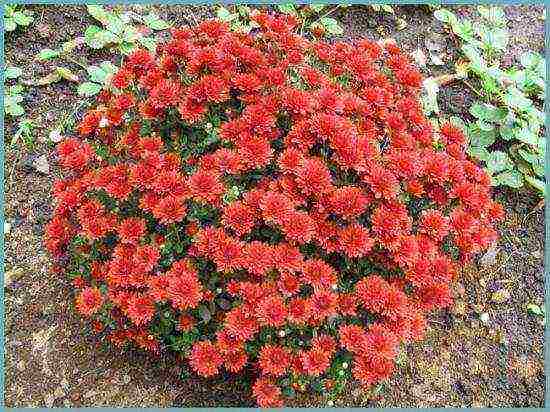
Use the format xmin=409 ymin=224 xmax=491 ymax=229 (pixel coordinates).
xmin=46 ymin=12 xmax=503 ymax=407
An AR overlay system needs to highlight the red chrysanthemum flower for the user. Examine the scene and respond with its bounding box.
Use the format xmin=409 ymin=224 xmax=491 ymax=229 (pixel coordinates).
xmin=166 ymin=262 xmax=203 ymax=310
xmin=189 ymin=341 xmax=223 ymax=377
xmin=258 ymin=344 xmax=291 ymax=377
xmin=252 ymin=377 xmax=284 ymax=408
xmin=126 ymin=293 xmax=155 ymax=326
xmin=118 ymin=217 xmax=147 ymax=244
xmin=75 ymin=287 xmax=103 ymax=317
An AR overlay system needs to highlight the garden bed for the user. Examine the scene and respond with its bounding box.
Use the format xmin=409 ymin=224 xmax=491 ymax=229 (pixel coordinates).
xmin=3 ymin=4 xmax=545 ymax=407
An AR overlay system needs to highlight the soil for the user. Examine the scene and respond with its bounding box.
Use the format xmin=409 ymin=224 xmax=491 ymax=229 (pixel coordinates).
xmin=3 ymin=4 xmax=545 ymax=407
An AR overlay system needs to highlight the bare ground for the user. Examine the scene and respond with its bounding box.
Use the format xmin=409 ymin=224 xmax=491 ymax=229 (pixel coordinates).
xmin=3 ymin=4 xmax=545 ymax=407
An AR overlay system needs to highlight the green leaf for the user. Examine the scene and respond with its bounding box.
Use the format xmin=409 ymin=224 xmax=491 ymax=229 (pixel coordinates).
xmin=5 ymin=66 xmax=22 ymax=79
xmin=526 ymin=303 xmax=545 ymax=317
xmin=467 ymin=146 xmax=490 ymax=161
xmin=277 ymin=3 xmax=297 ymax=15
xmin=138 ymin=36 xmax=157 ymax=52
xmin=216 ymin=6 xmax=236 ymax=22
xmin=499 ymin=124 xmax=517 ymax=141
xmin=119 ymin=41 xmax=136 ymax=55
xmin=520 ymin=51 xmax=542 ymax=69
xmin=455 ymin=20 xmax=477 ymax=44
xmin=12 ymin=11 xmax=33 ymax=26
xmin=476 ymin=119 xmax=494 ymax=132
xmin=84 ymin=25 xmax=117 ymax=49
xmin=320 ymin=17 xmax=344 ymax=35
xmin=87 ymin=5 xmax=110 ymax=26
xmin=504 ymin=87 xmax=532 ymax=111
xmin=144 ymin=13 xmax=171 ymax=30
xmin=105 ymin=14 xmax=125 ymax=35
xmin=515 ymin=127 xmax=539 ymax=146
xmin=486 ymin=151 xmax=513 ymax=173
xmin=5 ymin=17 xmax=16 ymax=32
xmin=100 ymin=61 xmax=118 ymax=75
xmin=61 ymin=39 xmax=79 ymax=54
xmin=87 ymin=65 xmax=108 ymax=84
xmin=524 ymin=175 xmax=546 ymax=195
xmin=310 ymin=4 xmax=326 ymax=13
xmin=493 ymin=169 xmax=523 ymax=188
xmin=461 ymin=44 xmax=486 ymax=73
xmin=8 ymin=84 xmax=24 ymax=95
xmin=5 ymin=101 xmax=24 ymax=117
xmin=470 ymin=103 xmax=508 ymax=124
xmin=468 ymin=126 xmax=495 ymax=147
xmin=479 ymin=27 xmax=508 ymax=51
xmin=434 ymin=9 xmax=458 ymax=25
xmin=77 ymin=81 xmax=102 ymax=97
xmin=55 ymin=66 xmax=79 ymax=82
xmin=37 ymin=48 xmax=60 ymax=61
xmin=122 ymin=25 xmax=139 ymax=43
xmin=477 ymin=6 xmax=506 ymax=26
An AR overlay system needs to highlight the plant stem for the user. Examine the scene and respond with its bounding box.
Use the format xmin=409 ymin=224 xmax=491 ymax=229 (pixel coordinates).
xmin=461 ymin=79 xmax=484 ymax=98
xmin=309 ymin=5 xmax=341 ymax=28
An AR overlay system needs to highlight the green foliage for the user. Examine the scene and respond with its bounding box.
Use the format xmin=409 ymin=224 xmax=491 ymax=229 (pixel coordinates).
xmin=11 ymin=119 xmax=34 ymax=148
xmin=77 ymin=61 xmax=119 ymax=97
xmin=4 ymin=5 xmax=33 ymax=32
xmin=5 ymin=82 xmax=25 ymax=117
xmin=215 ymin=4 xmax=346 ymax=37
xmin=84 ymin=5 xmax=169 ymax=54
xmin=435 ymin=6 xmax=546 ymax=197
xmin=4 ymin=66 xmax=26 ymax=117
xmin=33 ymin=6 xmax=170 ymax=103
xmin=215 ymin=5 xmax=260 ymax=34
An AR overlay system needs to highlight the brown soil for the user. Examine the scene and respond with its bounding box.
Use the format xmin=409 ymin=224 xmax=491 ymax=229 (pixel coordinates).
xmin=3 ymin=4 xmax=545 ymax=407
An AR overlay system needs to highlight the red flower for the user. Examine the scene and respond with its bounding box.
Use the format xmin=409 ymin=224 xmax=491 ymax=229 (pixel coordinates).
xmin=225 ymin=306 xmax=259 ymax=341
xmin=166 ymin=262 xmax=203 ymax=310
xmin=223 ymin=350 xmax=248 ymax=373
xmin=309 ymin=289 xmax=338 ymax=322
xmin=189 ymin=341 xmax=223 ymax=377
xmin=301 ymin=259 xmax=337 ymax=290
xmin=258 ymin=344 xmax=291 ymax=377
xmin=281 ymin=211 xmax=316 ymax=244
xmin=152 ymin=195 xmax=187 ymax=224
xmin=222 ymin=201 xmax=256 ymax=236
xmin=337 ymin=223 xmax=374 ymax=258
xmin=118 ymin=217 xmax=147 ymax=244
xmin=176 ymin=314 xmax=195 ymax=332
xmin=126 ymin=293 xmax=155 ymax=326
xmin=338 ymin=324 xmax=368 ymax=353
xmin=419 ymin=209 xmax=450 ymax=242
xmin=256 ymin=295 xmax=287 ymax=327
xmin=187 ymin=169 xmax=225 ymax=205
xmin=329 ymin=186 xmax=369 ymax=219
xmin=252 ymin=377 xmax=283 ymax=408
xmin=296 ymin=158 xmax=333 ymax=197
xmin=301 ymin=347 xmax=331 ymax=376
xmin=75 ymin=287 xmax=103 ymax=317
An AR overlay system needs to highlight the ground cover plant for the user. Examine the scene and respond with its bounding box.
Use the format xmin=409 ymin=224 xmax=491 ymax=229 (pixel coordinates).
xmin=42 ymin=10 xmax=507 ymax=407
xmin=434 ymin=6 xmax=546 ymax=197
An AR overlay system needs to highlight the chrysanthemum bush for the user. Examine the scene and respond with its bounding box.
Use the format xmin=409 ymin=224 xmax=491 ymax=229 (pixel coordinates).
xmin=45 ymin=12 xmax=504 ymax=407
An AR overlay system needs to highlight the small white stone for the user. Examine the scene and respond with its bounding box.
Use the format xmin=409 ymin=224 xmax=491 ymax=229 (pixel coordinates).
xmin=278 ymin=330 xmax=286 ymax=338
xmin=342 ymin=362 xmax=348 ymax=369
xmin=480 ymin=313 xmax=490 ymax=324
xmin=49 ymin=129 xmax=63 ymax=143
xmin=99 ymin=117 xmax=109 ymax=128
xmin=327 ymin=400 xmax=334 ymax=406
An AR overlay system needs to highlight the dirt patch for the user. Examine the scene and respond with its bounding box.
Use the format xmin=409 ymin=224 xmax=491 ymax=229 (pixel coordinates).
xmin=3 ymin=4 xmax=545 ymax=407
